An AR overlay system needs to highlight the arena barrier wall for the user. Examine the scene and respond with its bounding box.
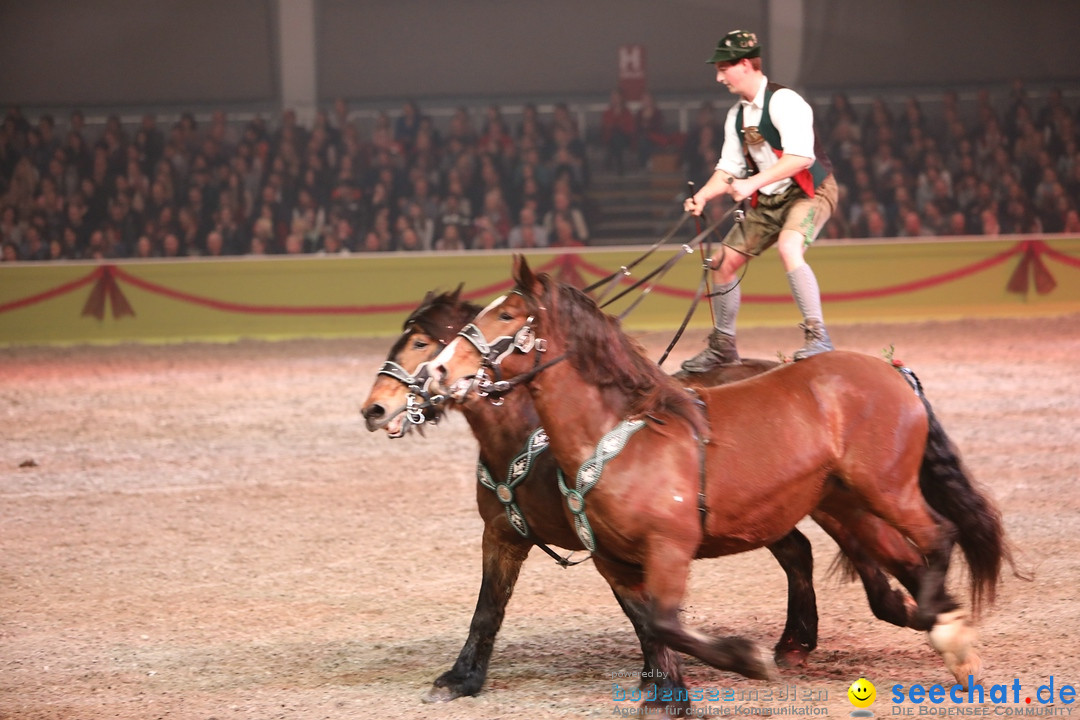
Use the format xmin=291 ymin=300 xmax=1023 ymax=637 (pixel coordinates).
xmin=2 ymin=237 xmax=1078 ymax=346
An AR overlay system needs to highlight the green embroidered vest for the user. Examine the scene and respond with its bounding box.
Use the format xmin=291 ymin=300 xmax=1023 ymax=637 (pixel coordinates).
xmin=735 ymin=82 xmax=831 ymax=196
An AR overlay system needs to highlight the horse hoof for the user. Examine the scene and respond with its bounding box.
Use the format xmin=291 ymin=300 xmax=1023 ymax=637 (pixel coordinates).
xmin=422 ymin=685 xmax=462 ymax=703
xmin=718 ymin=637 xmax=776 ymax=681
xmin=775 ymin=646 xmax=810 ymax=669
xmin=743 ymin=645 xmax=778 ymax=681
xmin=949 ymin=649 xmax=983 ymax=690
xmin=929 ymin=609 xmax=975 ymax=655
xmin=758 ymin=653 xmax=779 ymax=682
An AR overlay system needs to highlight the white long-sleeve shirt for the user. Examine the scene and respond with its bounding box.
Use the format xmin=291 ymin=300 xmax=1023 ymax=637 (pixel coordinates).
xmin=716 ymin=76 xmax=817 ymax=196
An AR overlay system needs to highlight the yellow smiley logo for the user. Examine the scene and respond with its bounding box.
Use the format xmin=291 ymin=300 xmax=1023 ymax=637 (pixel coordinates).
xmin=848 ymin=677 xmax=876 ymax=708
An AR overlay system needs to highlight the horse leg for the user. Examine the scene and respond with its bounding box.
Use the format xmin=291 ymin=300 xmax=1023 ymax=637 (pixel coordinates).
xmin=640 ymin=544 xmax=773 ymax=682
xmin=912 ymin=516 xmax=984 ymax=688
xmin=593 ymin=559 xmax=691 ymax=717
xmin=873 ymin=498 xmax=958 ymax=629
xmin=841 ymin=480 xmax=980 ymax=688
xmin=811 ymin=507 xmax=922 ymax=628
xmin=913 ymin=518 xmax=983 ymax=688
xmin=613 ymin=589 xmax=695 ymax=716
xmin=611 ymin=588 xmax=686 ymax=692
xmin=917 ymin=401 xmax=1008 ymax=689
xmin=424 ymin=522 xmax=531 ymax=702
xmin=766 ymin=529 xmax=818 ymax=667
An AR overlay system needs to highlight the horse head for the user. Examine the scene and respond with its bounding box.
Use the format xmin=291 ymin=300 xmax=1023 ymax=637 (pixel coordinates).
xmin=361 ymin=284 xmax=480 ymax=436
xmin=435 ymin=255 xmax=706 ymax=432
xmin=432 ymin=256 xmax=561 ymax=405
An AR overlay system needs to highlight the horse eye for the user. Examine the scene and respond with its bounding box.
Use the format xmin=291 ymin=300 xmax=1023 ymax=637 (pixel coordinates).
xmin=498 ymin=311 xmax=513 ymax=321
xmin=412 ymin=338 xmax=429 ymax=350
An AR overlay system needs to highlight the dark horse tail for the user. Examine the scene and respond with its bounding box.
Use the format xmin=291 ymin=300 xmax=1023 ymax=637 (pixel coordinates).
xmin=902 ymin=366 xmax=1009 ymax=617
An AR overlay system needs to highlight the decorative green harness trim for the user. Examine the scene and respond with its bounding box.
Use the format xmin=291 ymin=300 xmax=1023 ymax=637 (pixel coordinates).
xmin=557 ymin=418 xmax=647 ymax=552
xmin=476 ymin=427 xmax=550 ymax=538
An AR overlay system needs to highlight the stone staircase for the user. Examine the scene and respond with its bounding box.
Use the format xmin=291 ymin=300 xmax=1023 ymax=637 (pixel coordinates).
xmin=585 ymin=151 xmax=688 ymax=246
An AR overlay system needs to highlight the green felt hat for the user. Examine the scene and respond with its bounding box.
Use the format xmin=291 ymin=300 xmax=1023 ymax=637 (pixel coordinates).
xmin=707 ymin=30 xmax=762 ymax=63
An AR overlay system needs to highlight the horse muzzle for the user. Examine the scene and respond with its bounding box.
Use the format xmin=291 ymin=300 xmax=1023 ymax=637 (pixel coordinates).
xmin=361 ymin=400 xmax=396 ymax=433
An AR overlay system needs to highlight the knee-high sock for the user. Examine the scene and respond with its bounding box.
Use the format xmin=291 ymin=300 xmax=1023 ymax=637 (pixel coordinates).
xmin=786 ymin=264 xmax=825 ymax=323
xmin=710 ymin=280 xmax=740 ymax=336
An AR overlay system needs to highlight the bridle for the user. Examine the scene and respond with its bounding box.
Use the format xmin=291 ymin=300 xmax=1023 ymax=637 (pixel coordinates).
xmin=373 ymin=321 xmax=453 ymax=429
xmin=374 ymin=358 xmax=445 ymax=427
xmin=454 ymin=298 xmax=565 ymax=405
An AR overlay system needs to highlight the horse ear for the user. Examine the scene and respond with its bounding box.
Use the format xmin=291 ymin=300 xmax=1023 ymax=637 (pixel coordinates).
xmin=513 ymin=254 xmax=536 ymax=291
xmin=451 ymin=282 xmax=464 ymax=303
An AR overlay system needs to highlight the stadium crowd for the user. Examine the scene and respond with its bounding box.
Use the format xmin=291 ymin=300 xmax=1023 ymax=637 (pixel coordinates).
xmin=1 ymin=80 xmax=1078 ymax=263
xmin=0 ymin=99 xmax=592 ymax=262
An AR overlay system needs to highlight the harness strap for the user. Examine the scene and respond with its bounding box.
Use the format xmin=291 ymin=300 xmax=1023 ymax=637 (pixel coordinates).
xmin=635 ymin=201 xmax=751 ymax=364
xmin=684 ymin=388 xmax=710 ymax=530
xmin=476 ymin=427 xmax=591 ymax=568
xmin=556 ymin=419 xmax=647 ymax=552
xmin=697 ymin=431 xmax=709 ymax=527
xmin=476 ymin=427 xmax=550 ymax=538
xmin=376 ymin=360 xmax=444 ymax=425
xmin=657 ymin=260 xmax=711 ymax=367
xmin=376 ymin=359 xmax=424 ymax=387
xmin=534 ymin=541 xmax=592 ymax=567
xmin=690 ymin=181 xmax=717 ymax=329
xmin=481 ymin=352 xmax=566 ymax=402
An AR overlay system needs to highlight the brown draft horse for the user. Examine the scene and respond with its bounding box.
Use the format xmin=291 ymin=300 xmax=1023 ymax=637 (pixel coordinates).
xmin=431 ymin=256 xmax=1008 ymax=702
xmin=361 ymin=286 xmax=954 ymax=710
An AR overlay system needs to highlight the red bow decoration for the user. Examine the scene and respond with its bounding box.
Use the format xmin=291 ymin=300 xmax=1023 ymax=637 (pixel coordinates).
xmin=1007 ymin=240 xmax=1057 ymax=295
xmin=81 ymin=265 xmax=136 ymax=320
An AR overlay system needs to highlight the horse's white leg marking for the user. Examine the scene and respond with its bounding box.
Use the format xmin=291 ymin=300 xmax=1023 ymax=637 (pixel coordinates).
xmin=929 ymin=609 xmax=982 ymax=689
